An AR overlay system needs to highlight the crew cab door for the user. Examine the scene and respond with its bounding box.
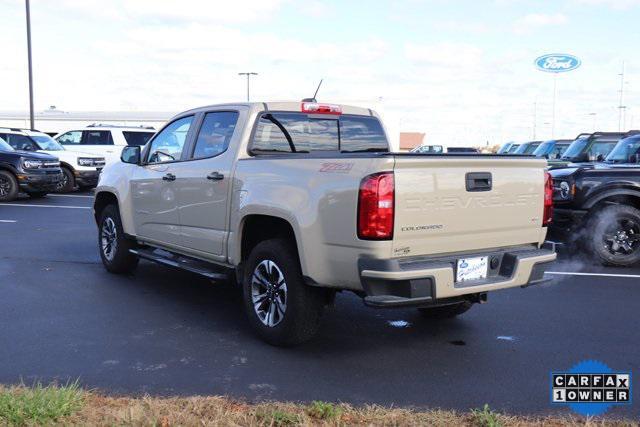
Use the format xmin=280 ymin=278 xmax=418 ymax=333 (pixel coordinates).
xmin=130 ymin=115 xmax=195 ymax=247
xmin=170 ymin=109 xmax=244 ymax=260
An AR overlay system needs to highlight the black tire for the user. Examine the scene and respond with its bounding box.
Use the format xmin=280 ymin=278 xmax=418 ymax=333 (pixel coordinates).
xmin=56 ymin=167 xmax=75 ymax=193
xmin=586 ymin=204 xmax=640 ymax=267
xmin=242 ymin=238 xmax=324 ymax=346
xmin=418 ymin=301 xmax=473 ymax=319
xmin=98 ymin=204 xmax=139 ymax=274
xmin=0 ymin=170 xmax=19 ymax=202
xmin=27 ymin=191 xmax=48 ymax=198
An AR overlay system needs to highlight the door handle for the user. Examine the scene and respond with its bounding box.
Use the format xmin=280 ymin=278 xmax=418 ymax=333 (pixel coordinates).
xmin=465 ymin=172 xmax=492 ymax=192
xmin=162 ymin=173 xmax=176 ymax=181
xmin=206 ymin=171 xmax=224 ymax=181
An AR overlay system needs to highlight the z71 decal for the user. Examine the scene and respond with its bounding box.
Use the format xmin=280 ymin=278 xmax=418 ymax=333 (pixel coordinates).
xmin=319 ymin=162 xmax=354 ymax=173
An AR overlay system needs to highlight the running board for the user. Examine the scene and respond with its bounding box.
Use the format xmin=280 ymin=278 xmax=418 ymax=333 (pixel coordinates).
xmin=130 ymin=248 xmax=229 ymax=281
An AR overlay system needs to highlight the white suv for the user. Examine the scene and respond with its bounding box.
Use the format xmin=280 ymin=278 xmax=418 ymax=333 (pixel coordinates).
xmin=55 ymin=124 xmax=156 ymax=165
xmin=0 ymin=128 xmax=105 ymax=192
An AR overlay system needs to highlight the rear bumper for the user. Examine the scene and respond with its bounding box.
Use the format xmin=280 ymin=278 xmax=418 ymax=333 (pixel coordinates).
xmin=358 ymin=245 xmax=556 ymax=308
xmin=17 ymin=171 xmax=63 ymax=192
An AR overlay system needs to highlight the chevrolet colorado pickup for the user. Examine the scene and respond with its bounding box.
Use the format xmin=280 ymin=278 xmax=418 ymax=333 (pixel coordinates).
xmin=94 ymin=102 xmax=556 ymax=346
xmin=549 ymin=134 xmax=640 ymax=267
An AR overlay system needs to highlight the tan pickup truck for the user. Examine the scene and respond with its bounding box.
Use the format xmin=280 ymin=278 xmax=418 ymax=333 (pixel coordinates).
xmin=94 ymin=101 xmax=556 ymax=346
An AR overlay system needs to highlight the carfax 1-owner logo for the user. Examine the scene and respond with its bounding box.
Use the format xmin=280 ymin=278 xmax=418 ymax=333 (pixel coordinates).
xmin=551 ymin=360 xmax=632 ymax=416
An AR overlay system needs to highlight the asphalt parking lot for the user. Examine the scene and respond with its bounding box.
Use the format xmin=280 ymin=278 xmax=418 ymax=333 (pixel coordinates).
xmin=1 ymin=192 xmax=638 ymax=418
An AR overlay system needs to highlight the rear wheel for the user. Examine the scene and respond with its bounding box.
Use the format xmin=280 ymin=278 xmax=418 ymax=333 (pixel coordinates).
xmin=56 ymin=167 xmax=75 ymax=193
xmin=418 ymin=301 xmax=473 ymax=319
xmin=0 ymin=170 xmax=19 ymax=202
xmin=98 ymin=204 xmax=139 ymax=274
xmin=586 ymin=204 xmax=640 ymax=267
xmin=242 ymin=238 xmax=324 ymax=346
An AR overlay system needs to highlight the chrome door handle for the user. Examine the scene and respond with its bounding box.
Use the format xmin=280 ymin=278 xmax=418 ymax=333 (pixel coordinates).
xmin=162 ymin=173 xmax=176 ymax=181
xmin=206 ymin=171 xmax=224 ymax=181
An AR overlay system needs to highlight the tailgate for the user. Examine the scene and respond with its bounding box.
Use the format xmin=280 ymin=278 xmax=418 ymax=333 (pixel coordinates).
xmin=392 ymin=155 xmax=546 ymax=258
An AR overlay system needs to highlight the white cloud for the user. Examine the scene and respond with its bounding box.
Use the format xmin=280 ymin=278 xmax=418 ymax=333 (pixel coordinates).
xmin=513 ymin=13 xmax=567 ymax=34
xmin=404 ymin=42 xmax=483 ymax=67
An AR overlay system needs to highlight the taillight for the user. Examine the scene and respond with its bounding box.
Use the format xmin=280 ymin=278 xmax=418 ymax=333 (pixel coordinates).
xmin=301 ymin=102 xmax=342 ymax=115
xmin=543 ymin=171 xmax=553 ymax=226
xmin=358 ymin=172 xmax=394 ymax=240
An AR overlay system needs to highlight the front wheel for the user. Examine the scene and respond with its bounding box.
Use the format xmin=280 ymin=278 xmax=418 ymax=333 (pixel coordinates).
xmin=56 ymin=167 xmax=75 ymax=193
xmin=242 ymin=238 xmax=325 ymax=346
xmin=98 ymin=204 xmax=139 ymax=274
xmin=586 ymin=204 xmax=640 ymax=267
xmin=0 ymin=170 xmax=19 ymax=202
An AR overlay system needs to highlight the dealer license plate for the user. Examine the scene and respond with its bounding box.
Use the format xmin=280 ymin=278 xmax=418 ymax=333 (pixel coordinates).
xmin=456 ymin=256 xmax=488 ymax=282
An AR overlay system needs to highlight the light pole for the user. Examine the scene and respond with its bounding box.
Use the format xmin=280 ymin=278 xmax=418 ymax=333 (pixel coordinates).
xmin=238 ymin=72 xmax=258 ymax=102
xmin=618 ymin=62 xmax=627 ymax=131
xmin=25 ymin=0 xmax=35 ymax=130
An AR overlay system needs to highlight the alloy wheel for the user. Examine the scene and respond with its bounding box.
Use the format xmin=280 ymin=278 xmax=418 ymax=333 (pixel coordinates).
xmin=101 ymin=217 xmax=118 ymax=261
xmin=602 ymin=216 xmax=640 ymax=256
xmin=0 ymin=176 xmax=9 ymax=197
xmin=251 ymin=259 xmax=288 ymax=327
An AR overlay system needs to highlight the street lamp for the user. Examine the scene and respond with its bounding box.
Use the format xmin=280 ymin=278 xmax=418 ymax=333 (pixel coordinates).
xmin=25 ymin=0 xmax=35 ymax=130
xmin=238 ymin=72 xmax=258 ymax=102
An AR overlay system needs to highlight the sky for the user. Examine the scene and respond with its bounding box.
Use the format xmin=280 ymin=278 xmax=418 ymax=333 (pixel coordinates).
xmin=1 ymin=0 xmax=639 ymax=146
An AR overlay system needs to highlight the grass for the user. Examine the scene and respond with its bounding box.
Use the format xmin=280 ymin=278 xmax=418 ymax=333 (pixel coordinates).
xmin=0 ymin=381 xmax=84 ymax=426
xmin=0 ymin=383 xmax=636 ymax=426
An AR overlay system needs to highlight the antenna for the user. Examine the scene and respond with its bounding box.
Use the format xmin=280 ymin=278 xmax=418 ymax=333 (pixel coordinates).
xmin=302 ymin=79 xmax=323 ymax=103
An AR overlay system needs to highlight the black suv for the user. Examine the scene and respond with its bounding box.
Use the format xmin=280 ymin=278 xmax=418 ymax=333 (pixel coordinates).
xmin=0 ymin=135 xmax=63 ymax=202
xmin=549 ymin=133 xmax=640 ymax=267
xmin=548 ymin=131 xmax=639 ymax=169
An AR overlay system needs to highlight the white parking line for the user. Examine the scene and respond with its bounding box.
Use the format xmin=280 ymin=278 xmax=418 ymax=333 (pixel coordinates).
xmin=48 ymin=194 xmax=94 ymax=198
xmin=545 ymin=271 xmax=640 ymax=279
xmin=0 ymin=203 xmax=91 ymax=209
xmin=0 ymin=220 xmax=17 ymax=223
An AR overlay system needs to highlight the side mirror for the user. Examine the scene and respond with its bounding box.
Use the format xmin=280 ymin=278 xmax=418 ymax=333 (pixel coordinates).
xmin=121 ymin=146 xmax=141 ymax=165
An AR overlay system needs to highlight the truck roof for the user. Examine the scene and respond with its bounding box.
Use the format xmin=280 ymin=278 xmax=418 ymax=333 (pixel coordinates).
xmin=180 ymin=102 xmax=375 ymax=117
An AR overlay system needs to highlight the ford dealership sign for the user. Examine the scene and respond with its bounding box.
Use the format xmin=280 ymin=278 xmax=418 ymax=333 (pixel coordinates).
xmin=534 ymin=54 xmax=581 ymax=73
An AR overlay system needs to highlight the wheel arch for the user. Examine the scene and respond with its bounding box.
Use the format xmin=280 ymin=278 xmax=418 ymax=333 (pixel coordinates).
xmin=584 ymin=188 xmax=640 ymax=212
xmin=93 ymin=191 xmax=120 ymax=225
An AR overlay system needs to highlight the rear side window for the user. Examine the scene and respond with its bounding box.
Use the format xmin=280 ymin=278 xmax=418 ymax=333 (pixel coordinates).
xmin=252 ymin=113 xmax=338 ymax=153
xmin=339 ymin=116 xmax=388 ymax=152
xmin=192 ymin=111 xmax=239 ymax=159
xmin=82 ymin=130 xmax=113 ymax=145
xmin=251 ymin=113 xmax=388 ymax=154
xmin=122 ymin=131 xmax=154 ymax=146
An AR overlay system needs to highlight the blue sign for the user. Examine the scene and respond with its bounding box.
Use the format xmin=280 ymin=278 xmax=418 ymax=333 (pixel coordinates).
xmin=535 ymin=54 xmax=581 ymax=73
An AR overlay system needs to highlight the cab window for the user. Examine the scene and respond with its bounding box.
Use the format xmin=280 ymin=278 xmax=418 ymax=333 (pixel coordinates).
xmin=191 ymin=111 xmax=239 ymax=159
xmin=147 ymin=116 xmax=194 ymax=163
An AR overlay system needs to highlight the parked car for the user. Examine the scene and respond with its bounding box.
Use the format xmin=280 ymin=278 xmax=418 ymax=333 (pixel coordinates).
xmin=55 ymin=124 xmax=156 ymax=165
xmin=0 ymin=136 xmax=62 ymax=202
xmin=514 ymin=141 xmax=542 ymax=155
xmin=0 ymin=128 xmax=105 ymax=192
xmin=548 ymin=131 xmax=639 ymax=169
xmin=411 ymin=144 xmax=444 ymax=154
xmin=532 ymin=139 xmax=572 ymax=159
xmin=94 ymin=101 xmax=556 ymax=346
xmin=549 ymin=135 xmax=640 ymax=266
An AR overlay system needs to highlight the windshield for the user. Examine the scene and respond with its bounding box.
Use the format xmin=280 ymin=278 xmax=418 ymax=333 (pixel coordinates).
xmin=30 ymin=134 xmax=64 ymax=151
xmin=561 ymin=137 xmax=588 ymax=159
xmin=497 ymin=143 xmax=512 ymax=154
xmin=533 ymin=141 xmax=569 ymax=158
xmin=605 ymin=136 xmax=640 ymax=163
xmin=507 ymin=144 xmax=520 ymax=153
xmin=0 ymin=137 xmax=14 ymax=152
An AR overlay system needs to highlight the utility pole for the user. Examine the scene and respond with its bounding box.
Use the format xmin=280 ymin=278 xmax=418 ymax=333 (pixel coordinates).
xmin=25 ymin=0 xmax=35 ymax=130
xmin=618 ymin=62 xmax=627 ymax=131
xmin=238 ymin=72 xmax=258 ymax=102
